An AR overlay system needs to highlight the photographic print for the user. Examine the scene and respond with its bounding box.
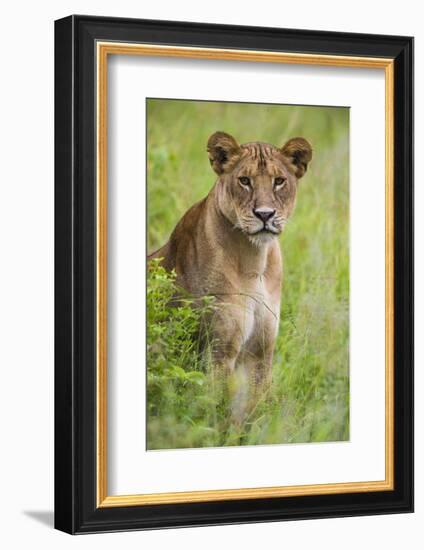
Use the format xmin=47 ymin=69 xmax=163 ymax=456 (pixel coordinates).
xmin=146 ymin=98 xmax=350 ymax=450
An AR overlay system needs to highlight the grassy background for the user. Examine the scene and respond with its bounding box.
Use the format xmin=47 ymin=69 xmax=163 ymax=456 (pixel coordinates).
xmin=146 ymin=98 xmax=349 ymax=449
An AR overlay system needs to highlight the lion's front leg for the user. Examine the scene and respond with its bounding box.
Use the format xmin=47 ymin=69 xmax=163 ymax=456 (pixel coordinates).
xmin=207 ymin=298 xmax=255 ymax=417
xmin=227 ymin=340 xmax=275 ymax=426
xmin=208 ymin=297 xmax=254 ymax=371
xmin=242 ymin=305 xmax=279 ymax=403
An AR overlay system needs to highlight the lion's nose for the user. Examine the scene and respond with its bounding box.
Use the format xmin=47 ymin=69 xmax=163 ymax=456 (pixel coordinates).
xmin=253 ymin=207 xmax=276 ymax=222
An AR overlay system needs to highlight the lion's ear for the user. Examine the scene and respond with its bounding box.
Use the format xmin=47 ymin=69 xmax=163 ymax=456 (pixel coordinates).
xmin=281 ymin=137 xmax=312 ymax=179
xmin=207 ymin=131 xmax=241 ymax=175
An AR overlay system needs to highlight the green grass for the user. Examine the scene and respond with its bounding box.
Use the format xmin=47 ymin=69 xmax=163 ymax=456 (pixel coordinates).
xmin=146 ymin=98 xmax=349 ymax=449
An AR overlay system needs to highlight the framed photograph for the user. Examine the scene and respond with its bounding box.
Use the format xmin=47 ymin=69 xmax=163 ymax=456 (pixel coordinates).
xmin=54 ymin=15 xmax=413 ymax=534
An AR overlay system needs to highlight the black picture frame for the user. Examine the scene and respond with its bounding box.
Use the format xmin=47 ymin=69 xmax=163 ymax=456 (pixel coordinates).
xmin=55 ymin=14 xmax=414 ymax=534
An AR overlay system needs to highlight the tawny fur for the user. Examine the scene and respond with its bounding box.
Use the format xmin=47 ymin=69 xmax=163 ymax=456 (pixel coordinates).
xmin=149 ymin=131 xmax=312 ymax=394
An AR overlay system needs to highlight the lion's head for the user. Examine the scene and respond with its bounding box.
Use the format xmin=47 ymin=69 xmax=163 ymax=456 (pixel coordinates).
xmin=207 ymin=131 xmax=312 ymax=245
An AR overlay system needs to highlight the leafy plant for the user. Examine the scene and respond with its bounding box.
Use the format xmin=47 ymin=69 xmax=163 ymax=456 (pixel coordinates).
xmin=147 ymin=260 xmax=218 ymax=448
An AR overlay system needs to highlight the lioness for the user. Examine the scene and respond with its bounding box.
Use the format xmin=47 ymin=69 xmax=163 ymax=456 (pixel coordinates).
xmin=149 ymin=131 xmax=312 ymax=393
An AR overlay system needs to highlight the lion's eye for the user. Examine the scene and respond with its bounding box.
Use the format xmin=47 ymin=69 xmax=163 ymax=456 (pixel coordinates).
xmin=239 ymin=176 xmax=250 ymax=187
xmin=238 ymin=176 xmax=251 ymax=187
xmin=274 ymin=177 xmax=287 ymax=188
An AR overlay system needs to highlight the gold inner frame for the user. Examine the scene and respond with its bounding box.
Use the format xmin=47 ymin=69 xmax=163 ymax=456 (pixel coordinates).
xmin=96 ymin=42 xmax=395 ymax=508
